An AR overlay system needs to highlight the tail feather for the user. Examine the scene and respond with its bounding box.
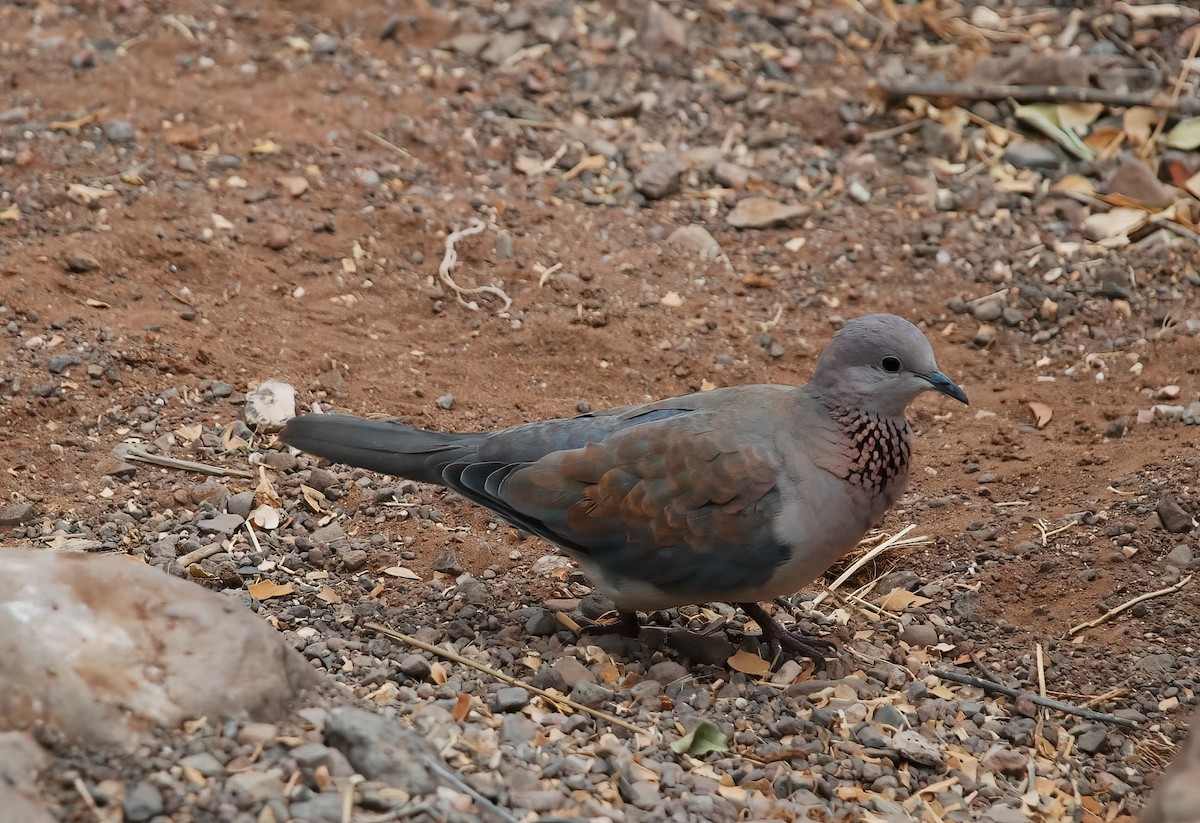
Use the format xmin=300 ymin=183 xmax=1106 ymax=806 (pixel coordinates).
xmin=279 ymin=413 xmax=480 ymax=485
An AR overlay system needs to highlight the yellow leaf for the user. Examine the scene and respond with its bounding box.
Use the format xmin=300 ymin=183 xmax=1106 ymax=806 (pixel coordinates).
xmin=727 ymin=649 xmax=772 ymax=676
xmin=0 ymin=204 xmax=20 ymax=221
xmin=247 ymin=580 xmax=295 ymax=600
xmin=315 ymin=585 xmax=341 ymax=604
xmin=175 ymin=423 xmax=203 ymax=444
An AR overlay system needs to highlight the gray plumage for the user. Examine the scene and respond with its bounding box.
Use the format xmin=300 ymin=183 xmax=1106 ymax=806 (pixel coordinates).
xmin=280 ymin=313 xmax=967 ymax=656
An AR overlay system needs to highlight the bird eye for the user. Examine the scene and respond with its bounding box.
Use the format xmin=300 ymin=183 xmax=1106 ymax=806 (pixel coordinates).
xmin=881 ymin=356 xmax=901 ymax=373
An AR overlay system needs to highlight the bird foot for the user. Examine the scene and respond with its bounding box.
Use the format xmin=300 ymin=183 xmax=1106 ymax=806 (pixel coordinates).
xmin=737 ymin=601 xmax=836 ymax=663
xmin=580 ymin=610 xmax=642 ymax=638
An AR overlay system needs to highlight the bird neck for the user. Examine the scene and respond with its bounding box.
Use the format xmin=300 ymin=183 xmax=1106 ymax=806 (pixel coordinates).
xmin=825 ymin=404 xmax=913 ymax=493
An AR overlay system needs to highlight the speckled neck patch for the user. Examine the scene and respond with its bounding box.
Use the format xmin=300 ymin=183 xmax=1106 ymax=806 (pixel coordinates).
xmin=832 ymin=408 xmax=912 ymax=492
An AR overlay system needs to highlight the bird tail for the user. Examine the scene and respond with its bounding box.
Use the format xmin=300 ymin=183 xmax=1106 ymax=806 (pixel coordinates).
xmin=279 ymin=413 xmax=479 ymax=485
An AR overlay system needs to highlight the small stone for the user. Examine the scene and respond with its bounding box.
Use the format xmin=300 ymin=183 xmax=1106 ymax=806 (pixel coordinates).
xmin=493 ymin=687 xmax=531 ymax=712
xmin=524 ymin=608 xmax=559 ymax=636
xmin=569 ymin=680 xmax=612 ymax=709
xmin=552 ymin=657 xmax=595 ymax=688
xmin=892 ymin=730 xmax=944 ymax=767
xmin=436 ymin=393 xmax=455 ymax=410
xmin=341 ymin=550 xmax=368 ymax=571
xmin=103 ymin=120 xmax=137 ymax=143
xmin=900 ymin=624 xmax=939 ymax=647
xmin=647 ymin=661 xmax=688 ymax=684
xmin=635 ymin=154 xmax=683 ymax=200
xmin=399 ymin=654 xmax=432 ymax=680
xmin=123 ymin=781 xmax=164 ymax=822
xmin=481 ymin=30 xmax=525 ymax=64
xmin=981 ymin=744 xmax=1027 ymax=775
xmin=666 ymin=225 xmax=723 ymax=258
xmin=1157 ymin=495 xmax=1195 ymax=533
xmin=847 ymin=180 xmax=871 ymax=204
xmin=433 ymin=548 xmax=463 ymax=576
xmin=47 ymin=355 xmax=74 ymax=374
xmin=64 ymin=252 xmax=100 ymax=273
xmin=1076 ymin=729 xmax=1108 ymax=754
xmin=227 ymin=491 xmax=255 ymax=519
xmin=198 ymin=512 xmax=244 ymax=536
xmin=179 ymin=752 xmax=225 ymax=775
xmin=265 ymin=223 xmax=291 ymax=250
xmin=306 ymin=470 xmax=341 ymax=494
xmin=244 ymin=380 xmax=296 ymax=429
xmin=226 ymin=771 xmax=288 ymax=808
xmin=713 ymin=161 xmax=750 ymax=188
xmin=727 ymin=197 xmax=809 ymax=229
xmin=1166 ymin=544 xmax=1194 ymax=567
xmin=494 ymin=232 xmax=514 ymax=259
xmin=972 ymin=300 xmax=1003 ymax=322
xmin=1003 ymin=141 xmax=1060 ymax=170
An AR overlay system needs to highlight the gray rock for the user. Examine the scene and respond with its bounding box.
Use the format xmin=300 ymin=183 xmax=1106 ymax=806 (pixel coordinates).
xmin=310 ymin=521 xmax=347 ymax=545
xmin=647 ymin=660 xmax=688 ymax=684
xmin=290 ymin=793 xmax=343 ymax=823
xmin=179 ymin=751 xmax=225 ymax=776
xmin=1076 ymin=729 xmax=1108 ymax=754
xmin=433 ymin=548 xmax=463 ymax=576
xmin=892 ymin=730 xmax=944 ymax=767
xmin=399 ymin=654 xmax=432 ymax=680
xmin=900 ymin=624 xmax=939 ymax=647
xmin=524 ymin=608 xmax=559 ymax=636
xmin=499 ymin=713 xmax=539 ymax=744
xmin=209 ymin=380 xmax=233 ymax=398
xmin=198 ymin=512 xmax=244 ymax=535
xmin=1003 ymin=141 xmax=1060 ymax=170
xmin=64 ymin=252 xmax=100 ymax=273
xmin=1166 ymin=544 xmax=1194 ymax=567
xmin=552 ymin=657 xmax=595 ymax=688
xmin=306 ymin=471 xmax=341 ymax=495
xmin=666 ymin=225 xmax=723 ymax=259
xmin=227 ymin=770 xmax=287 ymax=808
xmin=0 ymin=503 xmax=35 ymax=526
xmin=493 ymin=687 xmax=531 ymax=712
xmin=972 ymin=299 xmax=1003 ymax=322
xmin=436 ymin=393 xmax=455 ymax=410
xmin=104 ymin=120 xmax=137 ymax=142
xmin=123 ymin=780 xmax=164 ymax=822
xmin=569 ymin=680 xmax=612 ymax=709
xmin=341 ymin=549 xmax=368 ymax=571
xmin=1158 ymin=495 xmax=1195 ymax=533
xmin=323 ymin=707 xmax=437 ymax=794
xmin=635 ymin=153 xmax=683 ymax=200
xmin=227 ymin=491 xmax=255 ymax=519
xmin=481 ymin=30 xmax=525 ymax=64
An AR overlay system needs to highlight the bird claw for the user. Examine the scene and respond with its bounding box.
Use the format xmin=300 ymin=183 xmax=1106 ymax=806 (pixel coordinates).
xmin=580 ymin=610 xmax=642 ymax=638
xmin=737 ymin=601 xmax=836 ymax=664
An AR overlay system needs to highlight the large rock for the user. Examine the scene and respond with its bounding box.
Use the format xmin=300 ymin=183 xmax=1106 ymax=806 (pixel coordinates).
xmin=0 ymin=548 xmax=319 ymax=749
xmin=0 ymin=732 xmax=54 ymax=822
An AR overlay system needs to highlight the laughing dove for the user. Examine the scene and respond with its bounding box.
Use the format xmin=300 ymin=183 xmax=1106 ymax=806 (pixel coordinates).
xmin=280 ymin=313 xmax=967 ymax=659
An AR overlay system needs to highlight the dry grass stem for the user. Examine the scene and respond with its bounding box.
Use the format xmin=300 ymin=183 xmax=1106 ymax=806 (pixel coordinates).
xmin=438 ymin=219 xmax=513 ymax=312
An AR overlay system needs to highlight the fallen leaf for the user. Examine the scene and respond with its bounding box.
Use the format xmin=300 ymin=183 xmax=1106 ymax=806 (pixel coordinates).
xmin=250 ymin=138 xmax=280 ymax=155
xmin=727 ymin=649 xmax=771 ymax=676
xmin=670 ymin=720 xmax=729 ymax=756
xmin=174 ymin=423 xmax=203 ymax=444
xmin=247 ymin=580 xmax=294 ymax=600
xmin=878 ymin=588 xmax=933 ymax=611
xmin=430 ymin=662 xmax=448 ymax=685
xmin=315 ymin=585 xmax=342 ymax=604
xmin=383 ymin=566 xmax=421 ymax=580
xmin=255 ymin=466 xmax=282 ymax=507
xmin=1082 ymin=207 xmax=1147 ymax=242
xmin=453 ymin=693 xmax=471 ymax=722
xmin=0 ymin=204 xmax=20 ymax=221
xmin=1028 ymin=401 xmax=1053 ymax=429
xmin=1123 ymin=106 xmax=1158 ymax=148
xmin=1013 ymin=103 xmax=1094 ymax=160
xmin=85 ymin=298 xmax=111 ymax=309
xmin=1166 ymin=117 xmax=1200 ymax=150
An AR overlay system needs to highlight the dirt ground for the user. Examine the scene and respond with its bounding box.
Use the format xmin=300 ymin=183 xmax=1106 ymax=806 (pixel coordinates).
xmin=3 ymin=0 xmax=1200 ymax=818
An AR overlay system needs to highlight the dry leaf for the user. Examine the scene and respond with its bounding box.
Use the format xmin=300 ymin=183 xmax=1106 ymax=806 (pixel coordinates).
xmin=877 ymin=588 xmax=933 ymax=611
xmin=1013 ymin=103 xmax=1093 ymax=160
xmin=220 ymin=425 xmax=250 ymax=452
xmin=247 ymin=580 xmax=295 ymax=600
xmin=50 ymin=113 xmax=98 ymax=133
xmin=315 ymin=585 xmax=342 ymax=604
xmin=250 ymin=138 xmax=280 ymax=155
xmin=383 ymin=566 xmax=421 ymax=580
xmin=1057 ymin=102 xmax=1105 ymax=130
xmin=452 ymin=693 xmax=471 ymax=722
xmin=430 ymin=661 xmax=448 ymax=685
xmin=301 ymin=484 xmax=328 ymax=512
xmin=1050 ymin=174 xmax=1098 ymax=198
xmin=1123 ymin=106 xmax=1158 ymax=148
xmin=0 ymin=204 xmax=20 ymax=221
xmin=174 ymin=423 xmax=203 ymax=444
xmin=255 ymin=466 xmax=282 ymax=507
xmin=85 ymin=297 xmax=111 ymax=309
xmin=1166 ymin=117 xmax=1200 ymax=150
xmin=1082 ymin=208 xmax=1147 ymax=242
xmin=727 ymin=649 xmax=772 ymax=676
xmin=1028 ymin=402 xmax=1053 ymax=429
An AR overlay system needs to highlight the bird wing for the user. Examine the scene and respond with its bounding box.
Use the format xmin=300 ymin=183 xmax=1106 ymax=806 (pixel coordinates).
xmin=441 ymin=397 xmax=796 ymax=600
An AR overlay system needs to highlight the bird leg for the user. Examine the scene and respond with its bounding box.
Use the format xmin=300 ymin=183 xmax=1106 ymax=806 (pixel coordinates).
xmin=581 ymin=610 xmax=643 ymax=638
xmin=737 ymin=601 xmax=836 ymax=662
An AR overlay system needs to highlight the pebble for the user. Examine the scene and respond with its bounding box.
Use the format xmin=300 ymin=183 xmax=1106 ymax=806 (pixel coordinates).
xmin=436 ymin=393 xmax=455 ymax=410
xmin=568 ymin=680 xmax=612 ymax=709
xmin=899 ymin=624 xmax=939 ymax=646
xmin=1 ymin=503 xmax=37 ymax=527
xmin=493 ymin=687 xmax=531 ymax=712
xmin=122 ymin=781 xmax=164 ymax=822
xmin=265 ymin=223 xmax=291 ymax=250
xmin=198 ymin=512 xmax=244 ymax=536
xmin=399 ymin=654 xmax=432 ymax=680
xmin=1157 ymin=495 xmax=1195 ymax=533
xmin=727 ymin=197 xmax=809 ymax=229
xmin=103 ymin=120 xmax=137 ymax=142
xmin=1003 ymin=141 xmax=1060 ymax=169
xmin=634 ymin=154 xmax=682 ymax=200
xmin=64 ymin=252 xmax=100 ymax=273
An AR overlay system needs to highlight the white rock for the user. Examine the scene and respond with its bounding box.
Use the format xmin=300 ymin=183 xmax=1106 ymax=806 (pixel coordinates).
xmin=244 ymin=379 xmax=297 ymax=429
xmin=0 ymin=548 xmax=319 ymax=749
xmin=666 ymin=225 xmax=723 ymax=259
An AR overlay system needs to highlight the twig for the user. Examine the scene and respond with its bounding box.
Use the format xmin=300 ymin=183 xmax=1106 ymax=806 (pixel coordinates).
xmin=1144 ymin=31 xmax=1200 ymax=156
xmin=1067 ymin=575 xmax=1194 ymax=637
xmin=113 ymin=444 xmax=254 ymax=479
xmin=877 ymin=78 xmax=1200 ymax=115
xmin=365 ymin=622 xmax=653 ymax=739
xmin=424 ymin=758 xmax=520 ymax=823
xmin=931 ymin=668 xmax=1135 ymax=727
xmin=178 ymin=542 xmax=225 ymax=566
xmin=1036 ymin=517 xmax=1077 ymax=548
xmin=361 ymin=129 xmax=413 ymax=160
xmin=812 ymin=525 xmax=926 ymax=606
xmin=437 ymin=219 xmax=513 ymax=313
xmin=861 ymin=119 xmax=924 ymax=143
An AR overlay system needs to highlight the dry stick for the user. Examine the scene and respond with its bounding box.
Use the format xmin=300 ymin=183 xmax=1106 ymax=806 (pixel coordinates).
xmin=365 ymin=623 xmax=653 ymax=739
xmin=877 ymin=78 xmax=1200 ymax=116
xmin=1067 ymin=575 xmax=1194 ymax=637
xmin=931 ymin=668 xmax=1135 ymax=727
xmin=114 ymin=444 xmax=255 ymax=479
xmin=361 ymin=129 xmax=413 ymax=160
xmin=1144 ymin=32 xmax=1200 ymax=157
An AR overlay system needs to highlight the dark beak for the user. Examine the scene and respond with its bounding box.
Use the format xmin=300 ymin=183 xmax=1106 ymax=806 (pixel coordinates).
xmin=923 ymin=371 xmax=969 ymax=405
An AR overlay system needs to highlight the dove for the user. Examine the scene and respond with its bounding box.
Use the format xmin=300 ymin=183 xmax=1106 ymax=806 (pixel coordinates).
xmin=279 ymin=313 xmax=967 ymax=659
